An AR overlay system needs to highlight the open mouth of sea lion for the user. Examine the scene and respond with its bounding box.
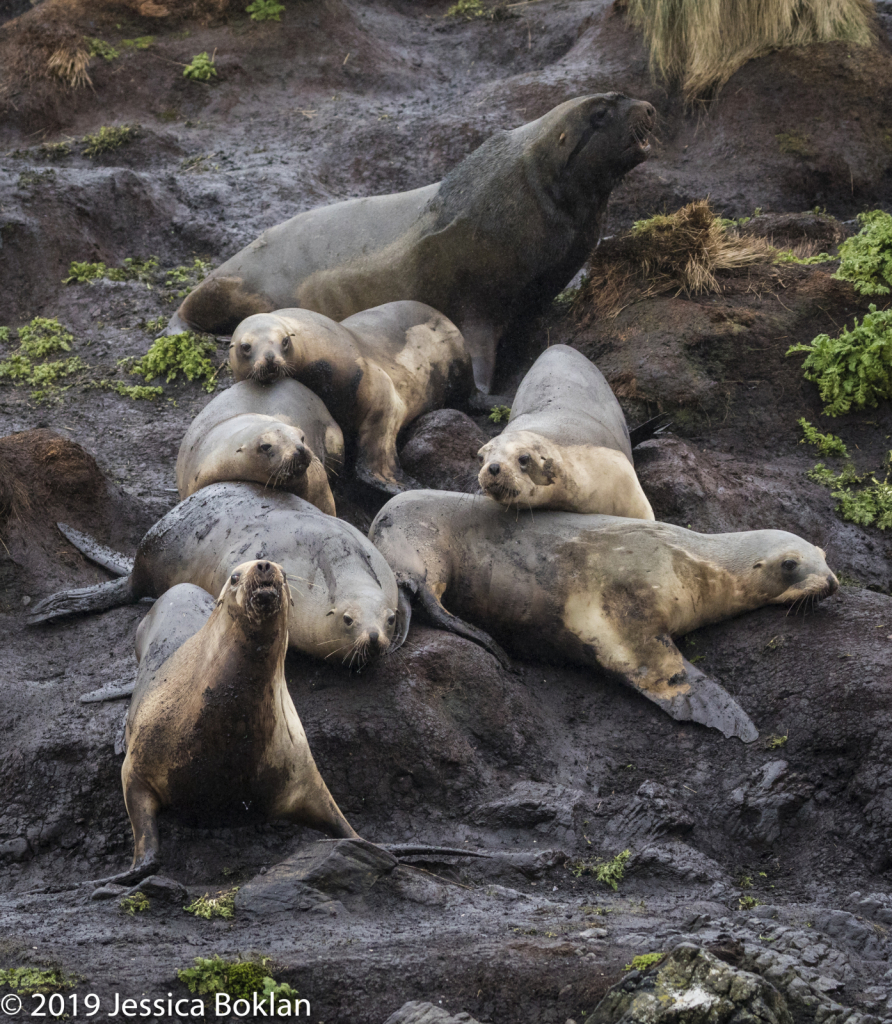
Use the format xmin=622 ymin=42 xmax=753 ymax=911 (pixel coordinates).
xmin=627 ymin=114 xmax=653 ymax=156
xmin=243 ymin=563 xmax=286 ymax=615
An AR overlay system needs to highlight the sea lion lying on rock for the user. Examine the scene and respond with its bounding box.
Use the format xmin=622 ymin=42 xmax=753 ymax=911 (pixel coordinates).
xmin=229 ymin=301 xmax=473 ymax=493
xmin=28 ymin=482 xmax=409 ymax=668
xmin=172 ymin=93 xmax=656 ymax=392
xmin=176 ymin=378 xmax=343 ymax=514
xmin=477 ymin=345 xmax=655 ymax=518
xmin=369 ymin=492 xmax=840 ymax=741
xmin=98 ymin=567 xmax=357 ymax=886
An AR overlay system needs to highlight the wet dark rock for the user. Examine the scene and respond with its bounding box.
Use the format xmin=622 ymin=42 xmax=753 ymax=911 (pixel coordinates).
xmin=0 ymin=837 xmax=32 ymax=862
xmin=127 ymin=874 xmax=187 ymax=905
xmin=382 ymin=1003 xmax=483 ymax=1024
xmin=589 ymin=943 xmax=792 ymax=1023
xmin=633 ymin=843 xmax=729 ymax=886
xmin=399 ymin=410 xmax=489 ymax=494
xmin=89 ymin=883 xmax=128 ymax=901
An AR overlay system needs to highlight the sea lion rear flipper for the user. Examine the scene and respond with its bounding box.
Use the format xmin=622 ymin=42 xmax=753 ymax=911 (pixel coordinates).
xmin=629 ymin=413 xmax=672 ymax=448
xmin=410 ymin=579 xmax=513 ymax=671
xmin=388 ymin=584 xmax=413 ymax=653
xmin=27 ymin=576 xmax=137 ymax=626
xmin=81 ymin=681 xmax=136 ymax=704
xmin=460 ymin=316 xmax=499 ymax=395
xmin=57 ymin=523 xmax=134 ymax=575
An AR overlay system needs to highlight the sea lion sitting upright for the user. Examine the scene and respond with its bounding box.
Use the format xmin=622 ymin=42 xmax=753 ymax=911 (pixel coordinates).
xmin=28 ymin=482 xmax=409 ymax=669
xmin=176 ymin=378 xmax=344 ymax=515
xmin=369 ymin=492 xmax=840 ymax=741
xmin=172 ymin=94 xmax=656 ymax=392
xmin=229 ymin=300 xmax=473 ymax=494
xmin=102 ymin=566 xmax=357 ymax=885
xmin=477 ymin=345 xmax=655 ymax=519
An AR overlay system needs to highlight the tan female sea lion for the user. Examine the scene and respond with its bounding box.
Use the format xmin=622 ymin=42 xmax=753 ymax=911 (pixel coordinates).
xmin=229 ymin=300 xmax=473 ymax=494
xmin=477 ymin=345 xmax=655 ymax=518
xmin=99 ymin=567 xmax=357 ymax=885
xmin=171 ymin=94 xmax=656 ymax=392
xmin=369 ymin=492 xmax=840 ymax=741
xmin=176 ymin=378 xmax=343 ymax=514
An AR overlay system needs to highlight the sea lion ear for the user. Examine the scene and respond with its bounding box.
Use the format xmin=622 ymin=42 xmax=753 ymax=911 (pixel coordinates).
xmin=388 ymin=584 xmax=413 ymax=653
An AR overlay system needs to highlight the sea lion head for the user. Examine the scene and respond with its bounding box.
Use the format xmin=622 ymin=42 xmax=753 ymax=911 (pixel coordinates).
xmin=477 ymin=430 xmax=562 ymax=506
xmin=233 ymin=423 xmax=313 ymax=488
xmin=230 ymin=313 xmax=295 ymax=383
xmin=221 ymin=559 xmax=290 ymax=634
xmin=324 ymin=587 xmax=401 ymax=670
xmin=746 ymin=534 xmax=839 ymax=607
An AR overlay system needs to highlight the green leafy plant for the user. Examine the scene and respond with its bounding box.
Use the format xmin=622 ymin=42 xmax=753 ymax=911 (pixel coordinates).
xmin=766 ymin=735 xmax=788 ymax=749
xmin=246 ymin=0 xmax=285 ymax=20
xmin=739 ymin=895 xmax=761 ymax=910
xmin=833 ymin=210 xmax=892 ymax=296
xmin=164 ymin=258 xmax=211 ymax=297
xmin=446 ymin=0 xmax=485 ymax=17
xmin=624 ymin=952 xmax=664 ymax=972
xmin=177 ymin=956 xmax=300 ymax=1012
xmin=787 ymin=305 xmax=892 ymax=416
xmin=121 ymin=36 xmax=154 ymax=50
xmin=120 ymin=892 xmax=150 ymax=915
xmin=0 ymin=326 xmax=10 ymax=345
xmin=183 ymin=887 xmax=238 ymax=919
xmin=129 ymin=331 xmax=218 ymax=392
xmin=775 ymin=249 xmax=836 ymax=266
xmin=0 ymin=318 xmax=86 ymax=403
xmin=798 ymin=418 xmax=848 ymax=457
xmin=488 ymin=404 xmax=511 ymax=423
xmin=81 ymin=125 xmax=139 ymax=157
xmin=86 ymin=37 xmax=120 ymax=61
xmin=808 ymin=458 xmax=892 ymax=530
xmin=63 ymin=261 xmax=109 ymax=284
xmin=40 ymin=141 xmax=72 ymax=160
xmin=183 ymin=52 xmax=218 ymax=82
xmin=95 ymin=380 xmax=163 ymax=401
xmin=0 ymin=967 xmax=79 ymax=995
xmin=570 ymin=849 xmax=631 ymax=890
xmin=738 ymin=874 xmax=753 ymax=889
xmin=17 ymin=317 xmax=73 ymax=358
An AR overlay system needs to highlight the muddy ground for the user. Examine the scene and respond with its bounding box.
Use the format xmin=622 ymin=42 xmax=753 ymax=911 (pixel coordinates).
xmin=1 ymin=1 xmax=892 ymax=1022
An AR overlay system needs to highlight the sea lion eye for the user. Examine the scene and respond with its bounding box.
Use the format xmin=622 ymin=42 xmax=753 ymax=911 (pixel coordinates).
xmin=281 ymin=337 xmax=290 ymax=351
xmin=343 ymin=613 xmax=354 ymax=626
xmin=387 ymin=613 xmax=396 ymax=626
xmin=518 ymin=454 xmax=531 ymax=468
xmin=239 ymin=342 xmax=251 ymax=356
xmin=782 ymin=559 xmax=798 ymax=572
xmin=260 ymin=443 xmax=272 ymax=453
xmin=230 ymin=573 xmax=241 ymax=585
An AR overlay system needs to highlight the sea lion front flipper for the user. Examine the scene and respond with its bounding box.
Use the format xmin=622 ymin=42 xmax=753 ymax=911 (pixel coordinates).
xmin=353 ymin=365 xmax=422 ymax=494
xmin=388 ymin=584 xmax=413 ymax=654
xmin=669 ymin=656 xmax=759 ymax=743
xmin=460 ymin=316 xmax=499 ymax=395
xmin=410 ymin=579 xmax=513 ymax=671
xmin=57 ymin=523 xmax=134 ymax=575
xmin=89 ymin=773 xmax=161 ymax=887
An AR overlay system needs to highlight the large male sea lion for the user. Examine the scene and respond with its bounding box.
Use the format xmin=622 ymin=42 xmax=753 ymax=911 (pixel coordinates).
xmin=229 ymin=301 xmax=473 ymax=493
xmin=369 ymin=492 xmax=840 ymax=741
xmin=101 ymin=567 xmax=357 ymax=885
xmin=28 ymin=483 xmax=409 ymax=668
xmin=176 ymin=378 xmax=343 ymax=514
xmin=172 ymin=93 xmax=656 ymax=391
xmin=477 ymin=345 xmax=654 ymax=518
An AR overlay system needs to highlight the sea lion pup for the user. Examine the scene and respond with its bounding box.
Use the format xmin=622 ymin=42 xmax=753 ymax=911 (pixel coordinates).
xmin=98 ymin=567 xmax=357 ymax=886
xmin=176 ymin=378 xmax=344 ymax=514
xmin=28 ymin=482 xmax=409 ymax=669
xmin=229 ymin=300 xmax=473 ymax=493
xmin=477 ymin=345 xmax=655 ymax=519
xmin=369 ymin=492 xmax=840 ymax=741
xmin=172 ymin=93 xmax=656 ymax=392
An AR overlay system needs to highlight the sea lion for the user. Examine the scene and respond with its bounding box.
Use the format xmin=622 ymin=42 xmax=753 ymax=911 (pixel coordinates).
xmin=176 ymin=378 xmax=344 ymax=514
xmin=229 ymin=300 xmax=473 ymax=493
xmin=28 ymin=482 xmax=410 ymax=668
xmin=101 ymin=567 xmax=357 ymax=885
xmin=477 ymin=345 xmax=655 ymax=519
xmin=172 ymin=93 xmax=656 ymax=392
xmin=369 ymin=492 xmax=840 ymax=741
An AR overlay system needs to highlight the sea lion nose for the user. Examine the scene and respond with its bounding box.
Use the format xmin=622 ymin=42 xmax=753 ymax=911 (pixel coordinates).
xmin=644 ymin=102 xmax=655 ymax=120
xmin=265 ymin=352 xmax=277 ymax=366
xmin=257 ymin=561 xmax=273 ymax=575
xmin=827 ymin=574 xmax=838 ymax=594
xmin=369 ymin=630 xmax=379 ymax=645
xmin=488 ymin=463 xmax=501 ymax=477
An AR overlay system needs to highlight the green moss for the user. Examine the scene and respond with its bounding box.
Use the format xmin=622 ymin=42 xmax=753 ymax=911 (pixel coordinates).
xmin=787 ymin=305 xmax=892 ymax=416
xmin=81 ymin=125 xmax=140 ymax=158
xmin=18 ymin=317 xmax=73 ymax=357
xmin=798 ymin=418 xmax=848 ymax=457
xmin=446 ymin=0 xmax=486 ymax=17
xmin=63 ymin=261 xmax=108 ymax=284
xmin=0 ymin=326 xmax=10 ymax=345
xmin=143 ymin=315 xmax=168 ymax=334
xmin=833 ymin=477 xmax=892 ymax=530
xmin=776 ymin=131 xmax=814 ymax=158
xmin=570 ymin=849 xmax=631 ymax=890
xmin=775 ymin=249 xmax=836 ymax=265
xmin=164 ymin=258 xmax=211 ymax=296
xmin=120 ymin=892 xmax=150 ymax=915
xmin=246 ymin=0 xmax=285 ymax=20
xmin=488 ymin=404 xmax=511 ymax=423
xmin=738 ymin=895 xmax=761 ymax=910
xmin=183 ymin=53 xmax=218 ymax=82
xmin=766 ymin=735 xmax=788 ymax=749
xmin=177 ymin=955 xmax=299 ymax=1012
xmin=121 ymin=36 xmax=154 ymax=50
xmin=86 ymin=37 xmax=120 ymax=61
xmin=183 ymin=887 xmax=238 ymax=919
xmin=833 ymin=210 xmax=892 ymax=297
xmin=0 ymin=967 xmax=78 ymax=995
xmin=129 ymin=331 xmax=218 ymax=391
xmin=18 ymin=169 xmax=55 ymax=188
xmin=95 ymin=380 xmax=163 ymax=401
xmin=39 ymin=141 xmax=72 ymax=160
xmin=738 ymin=874 xmax=753 ymax=889
xmin=624 ymin=952 xmax=664 ymax=972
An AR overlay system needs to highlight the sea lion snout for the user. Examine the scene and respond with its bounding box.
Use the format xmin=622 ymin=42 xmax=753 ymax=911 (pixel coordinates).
xmin=487 ymin=462 xmax=501 ymax=476
xmin=232 ymin=559 xmax=288 ymax=619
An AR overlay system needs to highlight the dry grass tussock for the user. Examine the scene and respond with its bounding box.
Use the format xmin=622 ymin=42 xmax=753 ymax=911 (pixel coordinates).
xmin=571 ymin=200 xmax=775 ymax=323
xmin=622 ymin=0 xmax=876 ymax=99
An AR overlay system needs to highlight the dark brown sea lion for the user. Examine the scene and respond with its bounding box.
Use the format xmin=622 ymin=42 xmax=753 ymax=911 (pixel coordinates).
xmin=170 ymin=93 xmax=655 ymax=391
xmin=28 ymin=482 xmax=409 ymax=668
xmin=101 ymin=568 xmax=357 ymax=885
xmin=369 ymin=492 xmax=840 ymax=741
xmin=228 ymin=301 xmax=473 ymax=493
xmin=477 ymin=345 xmax=654 ymax=518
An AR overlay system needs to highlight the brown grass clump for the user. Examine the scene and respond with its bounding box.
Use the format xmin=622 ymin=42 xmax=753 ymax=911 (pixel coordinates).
xmin=4 ymin=20 xmax=93 ymax=91
xmin=622 ymin=0 xmax=876 ymax=99
xmin=571 ymin=200 xmax=775 ymax=323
